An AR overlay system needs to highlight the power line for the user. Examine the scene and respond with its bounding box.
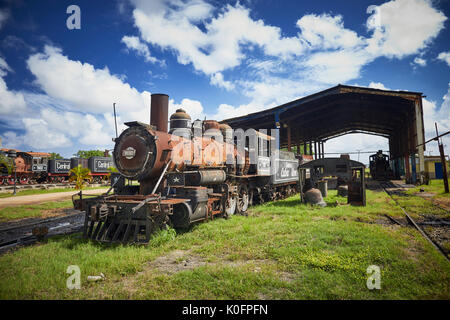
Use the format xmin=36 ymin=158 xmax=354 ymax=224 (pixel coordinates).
xmin=323 ymin=150 xmax=389 ymax=155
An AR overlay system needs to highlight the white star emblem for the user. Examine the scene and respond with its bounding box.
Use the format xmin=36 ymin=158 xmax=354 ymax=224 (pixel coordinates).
xmin=173 ymin=176 xmax=180 ymax=183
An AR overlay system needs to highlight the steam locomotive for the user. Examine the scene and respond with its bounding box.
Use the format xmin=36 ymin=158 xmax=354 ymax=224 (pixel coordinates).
xmin=73 ymin=94 xmax=299 ymax=243
xmin=369 ymin=150 xmax=394 ymax=180
xmin=0 ymin=149 xmax=114 ymax=185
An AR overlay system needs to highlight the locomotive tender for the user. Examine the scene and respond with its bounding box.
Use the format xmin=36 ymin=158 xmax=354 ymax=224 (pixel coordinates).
xmin=74 ymin=94 xmax=299 ymax=243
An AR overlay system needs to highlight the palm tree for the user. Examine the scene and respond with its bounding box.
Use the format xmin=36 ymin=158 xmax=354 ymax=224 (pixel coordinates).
xmin=69 ymin=165 xmax=92 ymax=190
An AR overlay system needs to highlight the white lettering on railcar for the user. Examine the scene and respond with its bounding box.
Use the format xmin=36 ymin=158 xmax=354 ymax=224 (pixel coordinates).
xmin=95 ymin=160 xmax=112 ymax=169
xmin=56 ymin=162 xmax=70 ymax=170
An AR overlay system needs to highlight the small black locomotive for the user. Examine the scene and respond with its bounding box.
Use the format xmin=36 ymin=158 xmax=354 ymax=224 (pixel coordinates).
xmin=369 ymin=150 xmax=394 ymax=180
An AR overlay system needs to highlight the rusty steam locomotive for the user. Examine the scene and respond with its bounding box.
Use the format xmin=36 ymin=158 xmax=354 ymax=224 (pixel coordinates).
xmin=74 ymin=94 xmax=299 ymax=243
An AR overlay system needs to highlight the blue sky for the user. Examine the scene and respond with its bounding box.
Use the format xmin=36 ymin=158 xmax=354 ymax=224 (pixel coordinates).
xmin=0 ymin=0 xmax=449 ymax=164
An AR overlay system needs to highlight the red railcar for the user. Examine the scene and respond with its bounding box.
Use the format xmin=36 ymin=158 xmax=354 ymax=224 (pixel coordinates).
xmin=0 ymin=150 xmax=50 ymax=185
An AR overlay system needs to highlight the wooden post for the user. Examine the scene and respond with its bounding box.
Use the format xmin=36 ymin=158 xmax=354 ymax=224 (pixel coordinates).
xmin=438 ymin=144 xmax=449 ymax=193
xmin=436 ymin=123 xmax=449 ymax=193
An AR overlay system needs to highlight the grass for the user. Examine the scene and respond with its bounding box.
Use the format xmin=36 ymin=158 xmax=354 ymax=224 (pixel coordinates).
xmin=0 ymin=189 xmax=449 ymax=299
xmin=405 ymin=179 xmax=450 ymax=198
xmin=0 ymin=200 xmax=74 ymax=222
xmin=0 ymin=186 xmax=109 ymax=199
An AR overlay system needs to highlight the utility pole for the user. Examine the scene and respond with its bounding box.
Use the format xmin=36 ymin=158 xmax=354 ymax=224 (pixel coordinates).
xmin=113 ymin=103 xmax=118 ymax=140
xmin=356 ymin=149 xmax=362 ymax=162
xmin=435 ymin=123 xmax=449 ymax=193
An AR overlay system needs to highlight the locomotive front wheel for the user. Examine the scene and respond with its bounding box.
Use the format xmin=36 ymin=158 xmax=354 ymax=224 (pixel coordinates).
xmin=237 ymin=186 xmax=249 ymax=214
xmin=225 ymin=194 xmax=237 ymax=216
xmin=19 ymin=176 xmax=29 ymax=184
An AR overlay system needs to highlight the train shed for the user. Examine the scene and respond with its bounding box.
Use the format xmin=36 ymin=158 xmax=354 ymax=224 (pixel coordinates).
xmin=222 ymin=84 xmax=426 ymax=183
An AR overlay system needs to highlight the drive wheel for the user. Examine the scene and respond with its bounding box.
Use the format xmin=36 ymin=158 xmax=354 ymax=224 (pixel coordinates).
xmin=7 ymin=177 xmax=15 ymax=185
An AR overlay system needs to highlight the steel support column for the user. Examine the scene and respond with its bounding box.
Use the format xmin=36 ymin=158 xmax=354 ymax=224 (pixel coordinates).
xmin=411 ymin=154 xmax=417 ymax=184
xmin=321 ymin=141 xmax=324 ymax=158
xmin=287 ymin=125 xmax=291 ymax=151
xmin=405 ymin=154 xmax=411 ymax=183
xmin=314 ymin=141 xmax=317 ymax=160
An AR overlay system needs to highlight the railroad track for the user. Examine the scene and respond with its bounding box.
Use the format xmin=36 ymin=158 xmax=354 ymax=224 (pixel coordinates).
xmin=380 ymin=181 xmax=449 ymax=261
xmin=0 ymin=211 xmax=85 ymax=255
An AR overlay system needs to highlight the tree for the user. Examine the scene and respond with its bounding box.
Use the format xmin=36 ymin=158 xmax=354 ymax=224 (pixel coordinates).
xmin=69 ymin=165 xmax=92 ymax=190
xmin=49 ymin=152 xmax=63 ymax=159
xmin=0 ymin=154 xmax=13 ymax=174
xmin=74 ymin=150 xmax=105 ymax=159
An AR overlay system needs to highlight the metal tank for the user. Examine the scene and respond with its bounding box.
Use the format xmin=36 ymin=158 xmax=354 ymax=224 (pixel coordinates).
xmin=169 ymin=108 xmax=192 ymax=139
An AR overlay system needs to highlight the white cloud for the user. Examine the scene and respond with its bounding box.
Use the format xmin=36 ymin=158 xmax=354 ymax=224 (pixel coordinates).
xmin=0 ymin=57 xmax=28 ymax=117
xmin=210 ymin=72 xmax=234 ymax=91
xmin=169 ymin=97 xmax=205 ymax=121
xmin=121 ymin=35 xmax=163 ymax=64
xmin=1 ymin=108 xmax=118 ymax=150
xmin=26 ymin=45 xmax=150 ymax=115
xmin=304 ymin=49 xmax=372 ymax=85
xmin=0 ymin=56 xmax=12 ymax=76
xmin=437 ymin=51 xmax=450 ymax=67
xmin=0 ymin=9 xmax=9 ymax=29
xmin=296 ymin=14 xmax=364 ymax=50
xmin=422 ymin=84 xmax=450 ymax=138
xmin=366 ymin=0 xmax=446 ymax=58
xmin=368 ymin=82 xmax=390 ymax=90
xmin=131 ymin=1 xmax=304 ymax=75
xmin=412 ymin=57 xmax=427 ymax=67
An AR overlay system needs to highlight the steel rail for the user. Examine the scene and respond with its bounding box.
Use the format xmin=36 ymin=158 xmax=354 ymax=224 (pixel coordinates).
xmin=380 ymin=181 xmax=449 ymax=261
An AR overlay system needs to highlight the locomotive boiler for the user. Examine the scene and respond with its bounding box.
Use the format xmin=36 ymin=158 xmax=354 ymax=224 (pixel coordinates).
xmin=74 ymin=93 xmax=299 ymax=243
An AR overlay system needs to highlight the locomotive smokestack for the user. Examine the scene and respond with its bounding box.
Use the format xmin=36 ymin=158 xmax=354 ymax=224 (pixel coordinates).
xmin=150 ymin=93 xmax=169 ymax=133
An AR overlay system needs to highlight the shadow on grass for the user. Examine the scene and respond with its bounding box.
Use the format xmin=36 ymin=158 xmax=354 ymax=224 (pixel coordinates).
xmin=259 ymin=198 xmax=303 ymax=208
xmin=48 ymin=227 xmax=177 ymax=251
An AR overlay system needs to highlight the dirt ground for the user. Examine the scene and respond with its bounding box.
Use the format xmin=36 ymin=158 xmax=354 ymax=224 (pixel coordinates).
xmin=0 ymin=189 xmax=106 ymax=209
